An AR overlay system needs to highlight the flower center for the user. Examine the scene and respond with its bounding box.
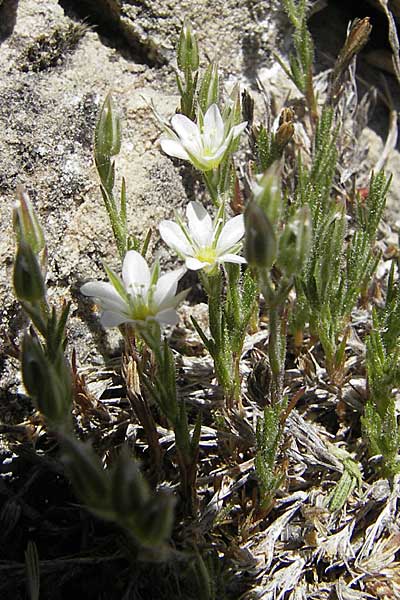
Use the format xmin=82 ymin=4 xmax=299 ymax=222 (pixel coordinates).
xmin=127 ymin=288 xmax=155 ymax=322
xmin=195 ymin=246 xmax=217 ymax=265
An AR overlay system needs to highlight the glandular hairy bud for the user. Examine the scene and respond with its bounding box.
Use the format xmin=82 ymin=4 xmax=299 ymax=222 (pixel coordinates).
xmin=95 ymin=93 xmax=121 ymax=159
xmin=111 ymin=448 xmax=150 ymax=517
xmin=278 ymin=107 xmax=294 ymax=127
xmin=14 ymin=242 xmax=45 ymax=303
xmin=131 ymin=490 xmax=175 ymax=547
xmin=340 ymin=17 xmax=371 ymax=69
xmin=21 ymin=334 xmax=72 ymax=426
xmin=60 ymin=435 xmax=112 ymax=515
xmin=275 ymin=121 xmax=294 ymax=148
xmin=252 ymin=168 xmax=282 ymax=226
xmin=329 ymin=17 xmax=371 ymax=104
xmin=198 ymin=61 xmax=219 ymax=113
xmin=13 ymin=187 xmax=45 ymax=255
xmin=177 ymin=18 xmax=199 ymax=72
xmin=278 ymin=206 xmax=312 ymax=276
xmin=244 ymin=201 xmax=277 ymax=270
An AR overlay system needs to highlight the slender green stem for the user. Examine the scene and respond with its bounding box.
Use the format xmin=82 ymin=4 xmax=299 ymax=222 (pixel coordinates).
xmin=203 ymin=171 xmax=219 ymax=206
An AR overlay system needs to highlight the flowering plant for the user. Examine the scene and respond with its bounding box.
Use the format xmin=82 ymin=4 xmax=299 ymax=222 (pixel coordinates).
xmin=159 ymin=201 xmax=246 ymax=274
xmin=160 ymin=103 xmax=246 ymax=172
xmin=81 ymin=250 xmax=187 ymax=329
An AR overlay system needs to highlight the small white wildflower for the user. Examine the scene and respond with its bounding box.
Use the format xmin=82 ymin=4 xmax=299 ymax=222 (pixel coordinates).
xmin=159 ymin=201 xmax=246 ymax=274
xmin=160 ymin=104 xmax=247 ymax=171
xmin=81 ymin=250 xmax=187 ymax=328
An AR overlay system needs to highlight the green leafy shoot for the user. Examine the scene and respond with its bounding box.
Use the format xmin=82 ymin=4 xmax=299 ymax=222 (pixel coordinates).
xmin=279 ymin=0 xmax=317 ymax=120
xmin=362 ymin=261 xmax=400 ymax=477
xmin=292 ymin=111 xmax=389 ymax=384
xmin=95 ymin=94 xmax=139 ymax=259
xmin=255 ymin=402 xmax=286 ymax=512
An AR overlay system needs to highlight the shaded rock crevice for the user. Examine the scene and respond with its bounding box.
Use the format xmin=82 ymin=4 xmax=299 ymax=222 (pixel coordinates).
xmin=0 ymin=0 xmax=18 ymax=44
xmin=58 ymin=0 xmax=167 ymax=66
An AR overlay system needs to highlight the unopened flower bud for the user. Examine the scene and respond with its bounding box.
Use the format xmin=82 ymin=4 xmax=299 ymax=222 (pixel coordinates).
xmin=278 ymin=107 xmax=294 ymax=126
xmin=14 ymin=242 xmax=45 ymax=303
xmin=339 ymin=17 xmax=371 ymax=72
xmin=177 ymin=18 xmax=199 ymax=72
xmin=21 ymin=334 xmax=72 ymax=425
xmin=275 ymin=121 xmax=294 ymax=148
xmin=278 ymin=206 xmax=312 ymax=275
xmin=95 ymin=93 xmax=121 ymax=159
xmin=111 ymin=448 xmax=150 ymax=517
xmin=252 ymin=169 xmax=282 ymax=226
xmin=329 ymin=18 xmax=371 ymax=104
xmin=244 ymin=201 xmax=277 ymax=270
xmin=13 ymin=187 xmax=45 ymax=255
xmin=131 ymin=490 xmax=175 ymax=547
xmin=198 ymin=62 xmax=219 ymax=114
xmin=61 ymin=436 xmax=112 ymax=514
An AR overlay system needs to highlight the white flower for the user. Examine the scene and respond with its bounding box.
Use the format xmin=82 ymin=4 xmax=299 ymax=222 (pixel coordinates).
xmin=159 ymin=201 xmax=246 ymax=274
xmin=160 ymin=104 xmax=247 ymax=171
xmin=81 ymin=250 xmax=187 ymax=329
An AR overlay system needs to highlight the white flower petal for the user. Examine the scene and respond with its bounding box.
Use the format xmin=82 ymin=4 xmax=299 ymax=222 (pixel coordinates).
xmin=153 ymin=267 xmax=186 ymax=308
xmin=182 ymin=137 xmax=204 ymax=157
xmin=160 ymin=138 xmax=190 ymax=160
xmin=81 ymin=281 xmax=127 ymax=312
xmin=218 ymin=253 xmax=246 ymax=264
xmin=171 ymin=114 xmax=201 ymax=146
xmin=159 ymin=220 xmax=193 ymax=256
xmin=186 ymin=256 xmax=210 ymax=270
xmin=122 ymin=250 xmax=150 ymax=293
xmin=154 ymin=308 xmax=179 ymax=327
xmin=100 ymin=310 xmax=129 ymax=328
xmin=186 ymin=201 xmax=213 ymax=246
xmin=192 ymin=144 xmax=228 ymax=170
xmin=216 ymin=215 xmax=245 ymax=253
xmin=232 ymin=121 xmax=248 ymax=139
xmin=203 ymin=104 xmax=225 ymax=149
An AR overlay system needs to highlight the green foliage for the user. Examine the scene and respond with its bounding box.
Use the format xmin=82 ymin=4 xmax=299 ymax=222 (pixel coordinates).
xmin=292 ymin=109 xmax=390 ymax=383
xmin=356 ymin=170 xmax=392 ymax=242
xmin=244 ymin=201 xmax=277 ymax=270
xmin=193 ymin=266 xmax=258 ymax=409
xmin=95 ymin=94 xmax=140 ymax=259
xmin=198 ymin=62 xmax=219 ymax=115
xmin=362 ymin=262 xmax=400 ymax=476
xmin=327 ymin=446 xmax=362 ymax=511
xmin=141 ymin=331 xmax=201 ymax=509
xmin=13 ymin=196 xmax=175 ymax=549
xmin=13 ymin=195 xmax=73 ymax=428
xmin=10 ymin=15 xmax=400 ymax=598
xmin=295 ymin=108 xmax=337 ymax=225
xmin=253 ymin=110 xmax=295 ymax=173
xmin=62 ymin=438 xmax=175 ymax=547
xmin=255 ymin=402 xmax=286 ymax=510
xmin=280 ymin=0 xmax=317 ymax=118
xmin=21 ymin=331 xmax=72 ymax=428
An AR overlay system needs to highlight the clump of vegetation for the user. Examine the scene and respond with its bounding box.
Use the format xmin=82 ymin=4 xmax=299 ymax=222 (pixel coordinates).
xmin=5 ymin=4 xmax=400 ymax=599
xmin=18 ymin=23 xmax=88 ymax=72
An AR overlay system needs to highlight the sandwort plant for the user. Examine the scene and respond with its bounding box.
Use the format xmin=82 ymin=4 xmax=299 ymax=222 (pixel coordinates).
xmin=9 ymin=8 xmax=400 ymax=599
